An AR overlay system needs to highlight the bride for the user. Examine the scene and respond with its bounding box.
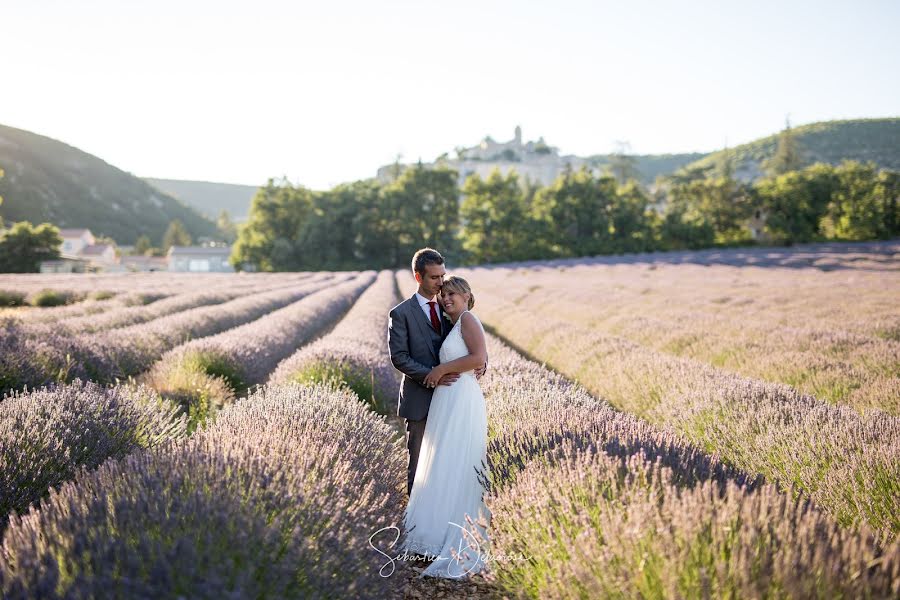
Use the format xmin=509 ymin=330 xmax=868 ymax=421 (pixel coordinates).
xmin=400 ymin=275 xmax=491 ymax=579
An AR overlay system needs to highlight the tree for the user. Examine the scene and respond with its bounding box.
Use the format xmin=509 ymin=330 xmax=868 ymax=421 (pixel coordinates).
xmin=134 ymin=235 xmax=153 ymax=255
xmin=532 ymin=167 xmax=617 ymax=257
xmin=716 ymin=145 xmax=735 ymax=180
xmin=608 ymin=141 xmax=641 ymax=185
xmin=216 ymin=210 xmax=238 ymax=244
xmin=822 ymin=161 xmax=898 ymax=240
xmin=459 ymin=169 xmax=533 ymax=264
xmin=296 ymin=181 xmax=375 ymax=270
xmin=661 ymin=162 xmax=753 ymax=245
xmin=230 ymin=179 xmax=314 ymax=271
xmin=162 ymin=219 xmax=192 ymax=251
xmin=658 ymin=199 xmax=716 ymax=250
xmin=755 ymin=163 xmax=836 ymax=243
xmin=0 ymin=166 xmax=4 ymax=229
xmin=611 ymin=181 xmax=656 ymax=253
xmin=0 ymin=222 xmax=62 ymax=272
xmin=764 ymin=117 xmax=804 ymax=176
xmin=379 ymin=163 xmax=460 ymax=266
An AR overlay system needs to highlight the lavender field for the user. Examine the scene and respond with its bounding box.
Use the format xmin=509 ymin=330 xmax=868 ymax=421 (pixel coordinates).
xmin=1 ymin=241 xmax=898 ymax=598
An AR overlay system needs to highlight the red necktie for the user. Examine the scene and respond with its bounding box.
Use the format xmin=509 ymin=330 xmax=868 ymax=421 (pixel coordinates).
xmin=427 ymin=301 xmax=441 ymax=334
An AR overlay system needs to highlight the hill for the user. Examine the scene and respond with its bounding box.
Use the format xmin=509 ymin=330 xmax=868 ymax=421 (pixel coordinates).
xmin=144 ymin=178 xmax=258 ymax=221
xmin=0 ymin=124 xmax=217 ymax=244
xmin=684 ymin=117 xmax=900 ymax=181
xmin=586 ymin=152 xmax=708 ymax=184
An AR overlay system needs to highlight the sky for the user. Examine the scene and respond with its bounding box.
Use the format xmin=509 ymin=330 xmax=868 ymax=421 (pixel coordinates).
xmin=2 ymin=0 xmax=899 ymax=190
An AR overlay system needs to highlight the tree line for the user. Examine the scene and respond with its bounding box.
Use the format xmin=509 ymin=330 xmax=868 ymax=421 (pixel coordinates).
xmin=231 ymin=159 xmax=898 ymax=271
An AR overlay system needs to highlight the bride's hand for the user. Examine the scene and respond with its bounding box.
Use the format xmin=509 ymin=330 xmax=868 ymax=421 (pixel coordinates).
xmin=424 ymin=366 xmax=445 ymax=388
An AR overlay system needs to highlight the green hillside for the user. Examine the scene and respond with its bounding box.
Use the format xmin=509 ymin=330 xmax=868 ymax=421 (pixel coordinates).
xmin=145 ymin=178 xmax=258 ymax=221
xmin=685 ymin=117 xmax=900 ymax=180
xmin=586 ymin=152 xmax=708 ymax=184
xmin=0 ymin=124 xmax=216 ymax=244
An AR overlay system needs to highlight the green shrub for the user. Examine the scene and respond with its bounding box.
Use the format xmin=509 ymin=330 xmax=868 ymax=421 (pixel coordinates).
xmin=288 ymin=361 xmax=379 ymax=413
xmin=0 ymin=290 xmax=26 ymax=307
xmin=28 ymin=289 xmax=76 ymax=307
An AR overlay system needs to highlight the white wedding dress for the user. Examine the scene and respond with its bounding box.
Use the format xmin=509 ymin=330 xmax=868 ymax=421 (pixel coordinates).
xmin=401 ymin=310 xmax=491 ymax=579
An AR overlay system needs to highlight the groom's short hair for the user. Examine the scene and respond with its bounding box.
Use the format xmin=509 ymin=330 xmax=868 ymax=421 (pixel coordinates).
xmin=412 ymin=248 xmax=444 ymax=276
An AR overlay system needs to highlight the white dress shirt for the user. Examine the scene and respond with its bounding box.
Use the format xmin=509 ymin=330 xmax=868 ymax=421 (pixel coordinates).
xmin=415 ymin=292 xmax=441 ymax=328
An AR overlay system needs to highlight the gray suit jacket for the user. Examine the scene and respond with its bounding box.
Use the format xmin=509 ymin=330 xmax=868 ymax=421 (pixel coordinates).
xmin=388 ymin=294 xmax=452 ymax=421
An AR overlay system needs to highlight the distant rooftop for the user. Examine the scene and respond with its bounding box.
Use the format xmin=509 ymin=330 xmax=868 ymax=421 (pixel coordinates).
xmin=167 ymin=245 xmax=232 ymax=256
xmin=80 ymin=243 xmax=114 ymax=255
xmin=58 ymin=228 xmax=92 ymax=237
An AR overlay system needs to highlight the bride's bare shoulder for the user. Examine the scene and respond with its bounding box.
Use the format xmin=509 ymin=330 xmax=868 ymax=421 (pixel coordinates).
xmin=460 ymin=310 xmax=483 ymax=331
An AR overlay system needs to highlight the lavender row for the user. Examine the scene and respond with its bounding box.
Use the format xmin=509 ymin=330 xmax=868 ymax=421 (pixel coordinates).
xmin=393 ymin=269 xmax=900 ymax=594
xmin=147 ymin=272 xmax=373 ymax=427
xmin=0 ymin=384 xmax=406 ymax=598
xmin=472 ymin=257 xmax=899 ymax=413
xmin=83 ymin=273 xmax=342 ymax=380
xmin=473 ymin=325 xmax=900 ymax=597
xmin=8 ymin=272 xmax=314 ymax=324
xmin=13 ymin=291 xmax=167 ymax=323
xmin=56 ymin=273 xmax=315 ymax=334
xmin=269 ymin=270 xmax=400 ymax=414
xmin=0 ymin=380 xmax=187 ymax=534
xmin=484 ymin=441 xmax=899 ymax=598
xmin=0 ymin=274 xmax=337 ymax=394
xmin=459 ymin=265 xmax=900 ymax=541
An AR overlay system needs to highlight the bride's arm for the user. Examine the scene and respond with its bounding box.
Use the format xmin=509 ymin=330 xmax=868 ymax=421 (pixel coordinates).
xmin=423 ymin=312 xmax=487 ymax=387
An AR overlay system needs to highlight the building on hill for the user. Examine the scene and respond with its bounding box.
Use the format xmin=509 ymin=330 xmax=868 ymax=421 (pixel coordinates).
xmin=376 ymin=126 xmax=591 ymax=188
xmin=58 ymin=228 xmax=95 ymax=255
xmin=42 ymin=228 xmax=120 ymax=272
xmin=80 ymin=243 xmax=117 ymax=265
xmin=167 ymin=245 xmax=233 ymax=272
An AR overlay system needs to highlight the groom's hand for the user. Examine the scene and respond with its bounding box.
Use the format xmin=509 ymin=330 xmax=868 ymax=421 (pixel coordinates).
xmin=438 ymin=372 xmax=460 ymax=386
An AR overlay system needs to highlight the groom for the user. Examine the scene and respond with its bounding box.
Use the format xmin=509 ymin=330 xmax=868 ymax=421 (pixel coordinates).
xmin=388 ymin=248 xmax=485 ymax=496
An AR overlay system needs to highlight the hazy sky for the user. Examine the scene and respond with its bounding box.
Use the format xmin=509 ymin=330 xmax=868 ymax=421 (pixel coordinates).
xmin=2 ymin=0 xmax=898 ymax=189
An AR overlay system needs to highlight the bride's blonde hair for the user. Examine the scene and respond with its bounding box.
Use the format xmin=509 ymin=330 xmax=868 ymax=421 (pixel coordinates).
xmin=441 ymin=275 xmax=475 ymax=310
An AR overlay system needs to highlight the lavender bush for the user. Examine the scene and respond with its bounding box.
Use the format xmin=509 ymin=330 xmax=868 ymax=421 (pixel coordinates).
xmin=56 ymin=274 xmax=314 ymax=334
xmin=486 ymin=442 xmax=899 ymax=599
xmin=397 ymin=269 xmax=900 ymax=596
xmin=8 ymin=272 xmax=313 ymax=326
xmin=147 ymin=273 xmax=373 ymax=428
xmin=15 ymin=291 xmax=160 ymax=324
xmin=458 ymin=263 xmax=900 ymax=541
xmin=466 ymin=253 xmax=899 ymax=413
xmin=0 ymin=379 xmax=187 ymax=532
xmin=0 ymin=319 xmax=86 ymax=393
xmin=270 ymin=270 xmax=400 ymax=414
xmin=76 ymin=273 xmax=341 ymax=383
xmin=0 ymin=384 xmax=405 ymax=599
xmin=0 ymin=275 xmax=338 ymax=394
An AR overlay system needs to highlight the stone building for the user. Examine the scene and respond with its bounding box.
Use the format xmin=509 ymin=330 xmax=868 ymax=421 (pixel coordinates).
xmin=377 ymin=126 xmax=591 ymax=188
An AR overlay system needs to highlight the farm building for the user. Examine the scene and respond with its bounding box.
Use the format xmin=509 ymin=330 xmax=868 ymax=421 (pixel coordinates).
xmin=167 ymin=245 xmax=233 ymax=272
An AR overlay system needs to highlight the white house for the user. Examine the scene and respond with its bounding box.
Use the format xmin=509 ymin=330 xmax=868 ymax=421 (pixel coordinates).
xmin=167 ymin=246 xmax=234 ymax=272
xmin=58 ymin=228 xmax=96 ymax=256
xmin=80 ymin=243 xmax=118 ymax=265
xmin=43 ymin=228 xmax=119 ymax=272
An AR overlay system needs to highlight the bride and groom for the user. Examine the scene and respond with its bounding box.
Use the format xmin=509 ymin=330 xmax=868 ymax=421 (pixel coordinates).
xmin=387 ymin=248 xmax=491 ymax=579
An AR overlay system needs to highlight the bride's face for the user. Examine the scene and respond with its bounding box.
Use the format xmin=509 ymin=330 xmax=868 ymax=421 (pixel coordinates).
xmin=440 ymin=288 xmax=469 ymax=317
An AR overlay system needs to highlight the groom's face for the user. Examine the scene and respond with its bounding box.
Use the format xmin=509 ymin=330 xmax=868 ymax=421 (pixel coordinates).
xmin=416 ymin=263 xmax=446 ymax=298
